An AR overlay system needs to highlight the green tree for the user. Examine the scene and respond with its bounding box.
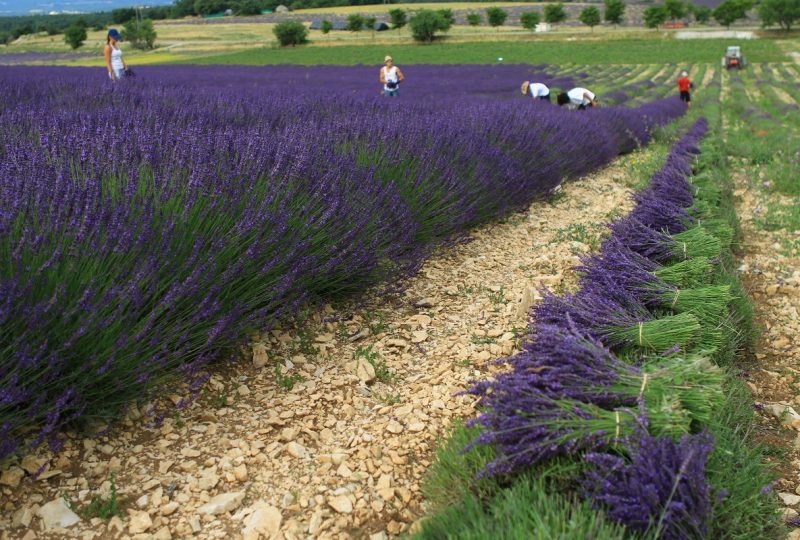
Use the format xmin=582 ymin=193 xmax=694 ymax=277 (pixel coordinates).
xmin=643 ymin=5 xmax=669 ymax=27
xmin=664 ymin=0 xmax=688 ymax=20
xmin=713 ymin=0 xmax=753 ymax=27
xmin=604 ymin=0 xmax=626 ymax=26
xmin=112 ymin=8 xmax=136 ymax=24
xmin=172 ymin=0 xmax=197 ymax=17
xmin=0 ymin=31 xmax=11 ymax=45
xmin=758 ymin=0 xmax=800 ymax=29
xmin=691 ymin=4 xmax=713 ymax=23
xmin=273 ymin=20 xmax=308 ymax=46
xmin=320 ymin=19 xmax=333 ymax=34
xmin=409 ymin=9 xmax=448 ymax=43
xmin=123 ymin=18 xmax=157 ymax=50
xmin=486 ymin=7 xmax=508 ymax=28
xmin=63 ymin=25 xmax=87 ymax=49
xmin=194 ymin=0 xmax=227 ymax=16
xmin=364 ymin=15 xmax=376 ymax=37
xmin=544 ymin=3 xmax=568 ymax=24
xmin=579 ymin=6 xmax=601 ymax=29
xmin=520 ymin=11 xmax=541 ymax=30
xmin=466 ymin=12 xmax=482 ymax=26
xmin=438 ymin=8 xmax=455 ymax=29
xmin=235 ymin=0 xmax=267 ymax=16
xmin=388 ymin=8 xmax=407 ymax=29
xmin=347 ymin=13 xmax=364 ymax=32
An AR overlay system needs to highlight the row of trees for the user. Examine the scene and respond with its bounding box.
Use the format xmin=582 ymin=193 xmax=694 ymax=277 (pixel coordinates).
xmin=0 ymin=8 xmax=166 ymax=47
xmin=3 ymin=0 xmax=797 ymax=48
xmin=640 ymin=0 xmax=797 ymax=29
xmin=272 ymin=0 xmax=797 ymax=46
xmin=62 ymin=18 xmax=158 ymax=50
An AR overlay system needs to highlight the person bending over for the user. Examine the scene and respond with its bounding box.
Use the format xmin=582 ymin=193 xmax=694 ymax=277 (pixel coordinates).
xmin=521 ymin=81 xmax=551 ymax=102
xmin=557 ymin=87 xmax=597 ymax=110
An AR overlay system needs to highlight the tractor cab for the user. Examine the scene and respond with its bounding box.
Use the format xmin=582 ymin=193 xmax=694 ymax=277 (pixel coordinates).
xmin=724 ymin=46 xmax=746 ymax=69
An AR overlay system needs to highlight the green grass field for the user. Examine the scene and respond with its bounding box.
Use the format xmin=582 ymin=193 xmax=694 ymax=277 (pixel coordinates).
xmin=173 ymin=38 xmax=787 ymax=65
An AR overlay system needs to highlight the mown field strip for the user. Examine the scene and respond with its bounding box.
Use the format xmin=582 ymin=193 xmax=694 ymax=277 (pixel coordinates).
xmin=3 ymin=153 xmax=652 ymax=540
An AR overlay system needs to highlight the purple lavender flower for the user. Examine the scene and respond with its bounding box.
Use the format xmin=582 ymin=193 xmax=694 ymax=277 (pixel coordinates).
xmin=583 ymin=431 xmax=714 ymax=540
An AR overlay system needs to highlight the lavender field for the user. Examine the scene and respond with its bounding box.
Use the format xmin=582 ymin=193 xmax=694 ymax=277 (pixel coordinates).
xmin=0 ymin=64 xmax=689 ymax=461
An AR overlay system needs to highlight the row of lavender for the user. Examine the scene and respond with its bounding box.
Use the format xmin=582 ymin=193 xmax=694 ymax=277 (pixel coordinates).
xmin=458 ymin=118 xmax=749 ymax=538
xmin=0 ymin=65 xmax=686 ymax=460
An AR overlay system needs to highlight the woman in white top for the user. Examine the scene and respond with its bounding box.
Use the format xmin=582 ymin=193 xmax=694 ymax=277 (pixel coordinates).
xmin=104 ymin=28 xmax=128 ymax=81
xmin=557 ymin=88 xmax=597 ymax=110
xmin=521 ymin=81 xmax=551 ymax=102
xmin=379 ymin=55 xmax=405 ymax=97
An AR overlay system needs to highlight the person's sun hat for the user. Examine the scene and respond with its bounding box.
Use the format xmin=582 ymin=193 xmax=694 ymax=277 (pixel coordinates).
xmin=520 ymin=81 xmax=530 ymax=95
xmin=681 ymin=70 xmax=688 ymax=77
xmin=384 ymin=55 xmax=392 ymax=63
xmin=108 ymin=28 xmax=122 ymax=41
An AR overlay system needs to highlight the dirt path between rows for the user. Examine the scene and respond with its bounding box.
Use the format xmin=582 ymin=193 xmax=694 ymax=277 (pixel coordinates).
xmin=0 ymin=157 xmax=646 ymax=540
xmin=723 ymin=65 xmax=800 ymax=535
xmin=732 ymin=169 xmax=800 ymax=534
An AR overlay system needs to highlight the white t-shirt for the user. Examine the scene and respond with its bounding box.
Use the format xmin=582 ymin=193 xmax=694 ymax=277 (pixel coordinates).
xmin=567 ymin=87 xmax=595 ymax=106
xmin=382 ymin=66 xmax=399 ymax=91
xmin=529 ymin=83 xmax=550 ymax=98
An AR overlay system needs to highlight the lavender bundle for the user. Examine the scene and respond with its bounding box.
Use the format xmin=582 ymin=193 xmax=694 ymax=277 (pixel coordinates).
xmin=670 ymin=226 xmax=722 ymax=260
xmin=694 ymin=217 xmax=734 ymax=249
xmin=582 ymin=431 xmax=714 ymax=540
xmin=658 ymin=285 xmax=733 ymax=327
xmin=608 ymin=221 xmax=722 ymax=264
xmin=654 ymin=257 xmax=714 ymax=289
xmin=579 ymin=239 xmax=716 ymax=306
xmin=469 ymin=326 xmax=722 ymax=477
xmin=620 ymin=355 xmax=724 ymax=428
xmin=604 ymin=312 xmax=701 ymax=353
xmin=627 ymin=189 xmax=694 ymax=235
xmin=533 ymin=286 xmax=656 ymax=347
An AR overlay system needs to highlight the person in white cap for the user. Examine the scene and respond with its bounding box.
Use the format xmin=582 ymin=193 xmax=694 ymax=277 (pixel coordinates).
xmin=521 ymin=81 xmax=551 ymax=102
xmin=557 ymin=87 xmax=597 ymax=110
xmin=677 ymin=70 xmax=693 ymax=108
xmin=380 ymin=55 xmax=405 ymax=97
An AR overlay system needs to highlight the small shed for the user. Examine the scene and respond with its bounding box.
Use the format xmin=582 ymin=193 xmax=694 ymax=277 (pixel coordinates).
xmin=224 ymin=8 xmax=233 ymax=16
xmin=275 ymin=5 xmax=289 ymax=13
xmin=535 ymin=22 xmax=551 ymax=33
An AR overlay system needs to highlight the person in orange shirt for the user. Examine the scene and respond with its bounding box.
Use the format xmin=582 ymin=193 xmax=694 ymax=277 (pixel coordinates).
xmin=677 ymin=71 xmax=693 ymax=108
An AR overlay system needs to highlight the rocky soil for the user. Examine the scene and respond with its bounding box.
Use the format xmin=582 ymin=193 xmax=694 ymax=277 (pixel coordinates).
xmin=734 ymin=171 xmax=800 ymax=536
xmin=0 ymin=155 xmax=649 ymax=540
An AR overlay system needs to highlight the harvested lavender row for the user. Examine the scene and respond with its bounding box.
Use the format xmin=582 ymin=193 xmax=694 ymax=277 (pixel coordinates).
xmin=469 ymin=118 xmax=735 ymax=538
xmin=0 ymin=66 xmax=687 ymax=459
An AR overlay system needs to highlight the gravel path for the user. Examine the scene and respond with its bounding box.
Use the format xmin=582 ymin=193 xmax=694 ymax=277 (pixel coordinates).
xmin=734 ymin=170 xmax=800 ymax=533
xmin=0 ymin=157 xmax=646 ymax=540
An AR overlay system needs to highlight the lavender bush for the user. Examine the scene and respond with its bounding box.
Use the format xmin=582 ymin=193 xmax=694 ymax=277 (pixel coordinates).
xmin=0 ymin=65 xmax=687 ymax=459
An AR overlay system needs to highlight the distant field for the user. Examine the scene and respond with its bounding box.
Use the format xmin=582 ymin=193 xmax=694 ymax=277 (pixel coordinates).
xmin=294 ymin=1 xmax=593 ymax=13
xmin=171 ymin=38 xmax=787 ymax=66
xmin=0 ymin=13 xmax=790 ymax=68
